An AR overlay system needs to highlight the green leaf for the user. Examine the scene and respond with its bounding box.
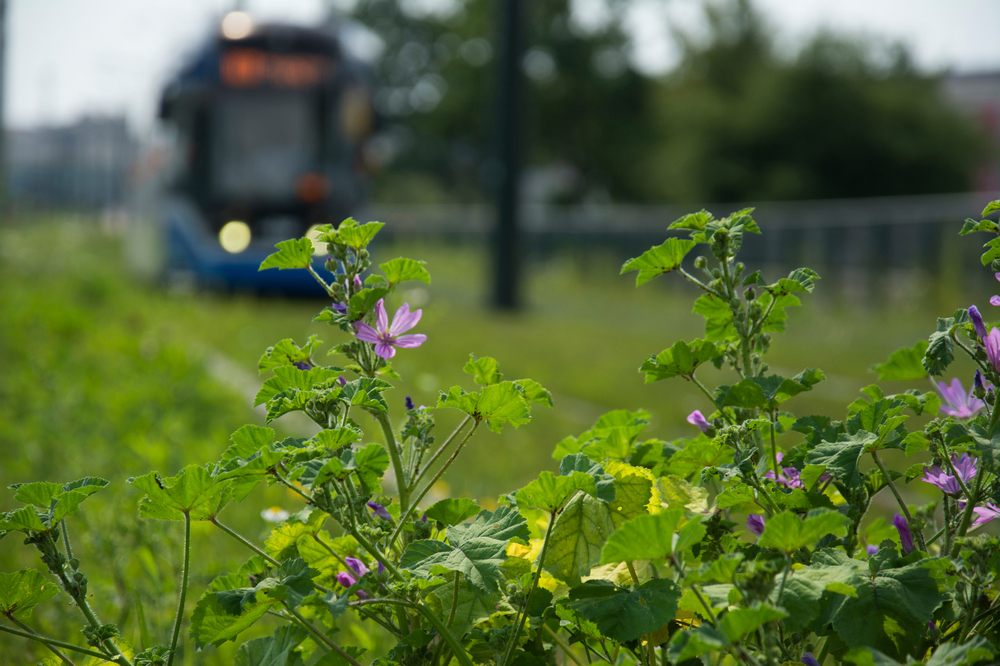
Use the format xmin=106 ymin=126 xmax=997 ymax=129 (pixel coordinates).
xmin=190 ymin=573 xmax=278 ymax=648
xmin=463 ymin=354 xmax=503 ymax=385
xmin=757 ymin=509 xmax=849 ymax=553
xmin=667 ymin=626 xmax=729 ymax=663
xmin=129 ymin=465 xmax=228 ymax=521
xmin=983 ymin=236 xmax=1000 ymax=266
xmin=983 ymin=200 xmax=1000 ymax=217
xmin=429 ymin=578 xmax=501 ymax=639
xmin=870 ymin=341 xmax=930 ymax=381
xmin=425 ymin=499 xmax=482 ymax=526
xmin=516 ymin=455 xmax=614 ymax=512
xmin=259 ymin=238 xmax=315 ymax=271
xmin=380 ymin=257 xmax=431 ymax=286
xmin=544 ymin=492 xmax=617 ymax=587
xmin=716 ymin=372 xmax=824 ymax=410
xmin=843 ymin=647 xmax=903 ymax=666
xmin=832 ymin=558 xmax=947 ymax=660
xmin=221 ymin=425 xmax=276 ymax=463
xmin=570 ymin=409 xmax=651 ymax=461
xmin=668 ymin=210 xmax=714 ymax=231
xmin=924 ymin=328 xmax=955 ymax=377
xmin=718 ymin=605 xmax=787 ymax=643
xmin=8 ymin=477 xmax=110 ymax=526
xmin=0 ymin=570 xmax=59 ymax=618
xmin=400 ymin=506 xmax=528 ymax=595
xmin=620 ymin=238 xmax=697 ymax=286
xmin=960 ymin=218 xmax=999 ymax=236
xmin=234 ymin=625 xmax=309 ymax=666
xmin=514 ymin=379 xmax=553 ymax=408
xmin=347 ymin=288 xmax=390 ymax=321
xmin=562 ymin=578 xmax=682 ymax=642
xmin=437 ymin=381 xmax=532 ymax=433
xmin=335 ymin=219 xmax=384 ymax=249
xmin=925 ymin=637 xmax=995 ymax=666
xmin=258 ymin=336 xmax=322 ymax=373
xmin=600 ymin=510 xmax=706 ymax=564
xmin=805 ymin=433 xmax=873 ymax=490
xmin=640 ymin=339 xmax=722 ymax=383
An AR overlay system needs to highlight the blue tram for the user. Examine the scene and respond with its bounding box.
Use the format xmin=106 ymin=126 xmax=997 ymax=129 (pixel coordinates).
xmin=134 ymin=13 xmax=373 ymax=294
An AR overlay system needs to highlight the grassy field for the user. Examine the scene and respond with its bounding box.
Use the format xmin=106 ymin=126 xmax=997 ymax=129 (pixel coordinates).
xmin=0 ymin=214 xmax=988 ymax=662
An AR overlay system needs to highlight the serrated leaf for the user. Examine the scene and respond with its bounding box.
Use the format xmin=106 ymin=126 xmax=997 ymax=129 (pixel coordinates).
xmin=380 ymin=257 xmax=430 ymax=286
xmin=129 ymin=465 xmax=228 ymax=521
xmin=438 ymin=381 xmax=532 ymax=434
xmin=600 ymin=510 xmax=706 ymax=564
xmin=336 ymin=220 xmax=384 ymax=249
xmin=190 ymin=573 xmax=278 ymax=649
xmin=871 ymin=341 xmax=930 ymax=381
xmin=924 ymin=329 xmax=955 ymax=376
xmin=718 ymin=605 xmax=787 ymax=643
xmin=983 ymin=200 xmax=1000 ymax=217
xmin=259 ymin=238 xmax=316 ymax=271
xmin=425 ymin=498 xmax=482 ymax=526
xmin=347 ymin=288 xmax=390 ymax=321
xmin=620 ymin=238 xmax=697 ymax=286
xmin=640 ymin=339 xmax=722 ymax=382
xmin=234 ymin=625 xmax=309 ymax=666
xmin=563 ymin=578 xmax=682 ymax=642
xmin=516 ymin=455 xmax=614 ymax=511
xmin=463 ymin=354 xmax=503 ymax=385
xmin=758 ymin=510 xmax=849 ymax=553
xmin=514 ymin=378 xmax=553 ymax=408
xmin=258 ymin=336 xmax=322 ymax=373
xmin=0 ymin=570 xmax=59 ymax=618
xmin=400 ymin=507 xmax=528 ymax=595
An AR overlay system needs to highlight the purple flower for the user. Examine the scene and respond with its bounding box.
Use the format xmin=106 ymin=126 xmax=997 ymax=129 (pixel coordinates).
xmin=336 ymin=570 xmax=369 ymax=600
xmin=922 ymin=454 xmax=977 ymax=495
xmin=405 ymin=395 xmax=415 ymax=411
xmin=764 ymin=452 xmax=804 ymax=489
xmin=975 ymin=370 xmax=987 ymax=396
xmin=686 ymin=410 xmax=710 ymax=433
xmin=991 ymin=273 xmax=1000 ymax=307
xmin=332 ymin=301 xmax=347 ymax=314
xmin=746 ymin=514 xmax=765 ymax=537
xmin=377 ymin=560 xmax=385 ymax=575
xmin=345 ymin=557 xmax=369 ymax=578
xmin=972 ymin=502 xmax=1000 ymax=527
xmin=354 ymin=274 xmax=363 ymax=289
xmin=367 ymin=501 xmax=392 ymax=521
xmin=293 ymin=361 xmax=312 ymax=371
xmin=938 ymin=379 xmax=985 ymax=418
xmin=970 ymin=305 xmax=988 ymax=340
xmin=867 ymin=544 xmax=878 ymax=556
xmin=354 ymin=299 xmax=427 ymax=360
xmin=337 ymin=375 xmax=347 ymax=387
xmin=893 ymin=514 xmax=915 ymax=554
xmin=987 ymin=328 xmax=1000 ymax=373
xmin=801 ymin=653 xmax=821 ymax=666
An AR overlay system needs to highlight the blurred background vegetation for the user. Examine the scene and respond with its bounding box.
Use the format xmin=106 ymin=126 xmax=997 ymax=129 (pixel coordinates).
xmin=2 ymin=0 xmax=999 ymax=661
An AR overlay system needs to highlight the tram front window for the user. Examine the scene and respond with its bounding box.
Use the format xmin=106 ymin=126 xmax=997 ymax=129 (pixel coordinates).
xmin=213 ymin=93 xmax=316 ymax=202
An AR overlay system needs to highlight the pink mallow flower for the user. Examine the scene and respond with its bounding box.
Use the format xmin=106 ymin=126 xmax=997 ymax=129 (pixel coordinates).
xmin=986 ymin=328 xmax=1000 ymax=373
xmin=922 ymin=454 xmax=977 ymax=496
xmin=764 ymin=452 xmax=804 ymax=489
xmin=354 ymin=299 xmax=426 ymax=360
xmin=687 ymin=410 xmax=710 ymax=432
xmin=336 ymin=570 xmax=369 ymax=600
xmin=746 ymin=515 xmax=765 ymax=538
xmin=893 ymin=514 xmax=915 ymax=554
xmin=937 ymin=379 xmax=985 ymax=419
xmin=972 ymin=503 xmax=1000 ymax=527
xmin=990 ymin=272 xmax=1000 ymax=307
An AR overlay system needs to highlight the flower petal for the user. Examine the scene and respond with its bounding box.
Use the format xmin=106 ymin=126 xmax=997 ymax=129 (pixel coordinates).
xmin=389 ymin=303 xmax=422 ymax=336
xmin=354 ymin=322 xmax=381 ymax=344
xmin=374 ymin=342 xmax=397 ymax=359
xmin=375 ymin=298 xmax=389 ymax=334
xmin=393 ymin=334 xmax=427 ymax=349
xmin=991 ymin=295 xmax=1000 ymax=307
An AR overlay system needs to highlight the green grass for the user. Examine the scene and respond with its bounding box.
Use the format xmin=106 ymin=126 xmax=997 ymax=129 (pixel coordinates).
xmin=0 ymin=216 xmax=987 ymax=662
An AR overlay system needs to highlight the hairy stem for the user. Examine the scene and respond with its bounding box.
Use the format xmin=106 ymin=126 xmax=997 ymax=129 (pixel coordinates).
xmin=210 ymin=517 xmax=280 ymax=566
xmin=7 ymin=615 xmax=78 ymax=665
xmin=412 ymin=416 xmax=473 ymax=491
xmin=0 ymin=623 xmax=109 ymax=662
xmin=542 ymin=624 xmax=586 ymax=666
xmin=166 ymin=511 xmax=191 ymax=666
xmin=871 ymin=449 xmax=926 ymax=551
xmin=285 ymin=606 xmax=363 ymax=666
xmin=501 ymin=511 xmax=557 ymax=666
xmin=375 ymin=411 xmax=410 ymax=516
xmin=306 ymin=264 xmax=335 ymax=296
xmin=388 ymin=422 xmax=480 ymax=547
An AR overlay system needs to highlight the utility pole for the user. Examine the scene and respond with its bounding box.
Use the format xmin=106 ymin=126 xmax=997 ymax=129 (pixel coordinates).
xmin=491 ymin=0 xmax=523 ymax=310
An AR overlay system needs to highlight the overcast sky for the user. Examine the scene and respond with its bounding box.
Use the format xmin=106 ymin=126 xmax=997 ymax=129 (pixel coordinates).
xmin=8 ymin=0 xmax=1000 ymax=133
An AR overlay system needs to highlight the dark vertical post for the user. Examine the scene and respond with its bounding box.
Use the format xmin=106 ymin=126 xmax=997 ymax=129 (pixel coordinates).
xmin=492 ymin=0 xmax=523 ymax=309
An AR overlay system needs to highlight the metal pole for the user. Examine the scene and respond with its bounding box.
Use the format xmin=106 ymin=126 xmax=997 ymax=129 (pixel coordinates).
xmin=492 ymin=0 xmax=523 ymax=310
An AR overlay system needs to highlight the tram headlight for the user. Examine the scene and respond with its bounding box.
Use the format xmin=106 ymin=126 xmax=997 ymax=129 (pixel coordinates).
xmin=221 ymin=12 xmax=253 ymax=40
xmin=219 ymin=221 xmax=252 ymax=253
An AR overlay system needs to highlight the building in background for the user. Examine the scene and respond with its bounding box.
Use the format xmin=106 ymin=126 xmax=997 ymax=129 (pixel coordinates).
xmin=942 ymin=72 xmax=1000 ymax=191
xmin=7 ymin=115 xmax=136 ymax=209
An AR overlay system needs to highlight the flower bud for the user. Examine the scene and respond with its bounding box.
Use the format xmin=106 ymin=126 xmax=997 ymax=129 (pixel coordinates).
xmin=694 ymin=256 xmax=707 ymax=269
xmin=975 ymin=371 xmax=987 ymax=399
xmin=745 ymin=287 xmax=756 ymax=301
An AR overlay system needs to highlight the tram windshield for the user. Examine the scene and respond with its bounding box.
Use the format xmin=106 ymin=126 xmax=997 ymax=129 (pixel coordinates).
xmin=212 ymin=93 xmax=316 ymax=202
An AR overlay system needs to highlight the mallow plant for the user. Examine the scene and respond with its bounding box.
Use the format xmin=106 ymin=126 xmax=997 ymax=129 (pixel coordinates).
xmin=4 ymin=207 xmax=1000 ymax=666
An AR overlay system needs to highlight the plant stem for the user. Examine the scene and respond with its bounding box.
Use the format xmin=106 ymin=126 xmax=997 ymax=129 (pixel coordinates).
xmin=412 ymin=416 xmax=472 ymax=490
xmin=403 ymin=601 xmax=476 ymax=666
xmin=210 ymin=517 xmax=280 ymax=566
xmin=447 ymin=573 xmax=460 ymax=628
xmin=0 ymin=623 xmax=110 ymax=662
xmin=542 ymin=624 xmax=585 ymax=666
xmin=166 ymin=511 xmax=191 ymax=666
xmin=769 ymin=410 xmax=779 ymax=477
xmin=60 ymin=521 xmax=75 ymax=563
xmin=285 ymin=606 xmax=363 ymax=666
xmin=625 ymin=561 xmax=641 ymax=586
xmin=375 ymin=411 xmax=410 ymax=515
xmin=775 ymin=558 xmax=791 ymax=607
xmin=870 ymin=449 xmax=926 ymax=551
xmin=6 ymin=615 xmax=78 ymax=665
xmin=388 ymin=422 xmax=480 ymax=547
xmin=306 ymin=264 xmax=335 ymax=296
xmin=953 ymin=458 xmax=987 ymax=556
xmin=273 ymin=467 xmax=312 ymax=503
xmin=501 ymin=511 xmax=557 ymax=666
xmin=689 ymin=373 xmax=735 ymax=426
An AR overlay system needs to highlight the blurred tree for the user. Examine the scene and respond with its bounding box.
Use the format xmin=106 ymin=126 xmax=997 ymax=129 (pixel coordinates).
xmin=344 ymin=0 xmax=984 ymax=204
xmin=638 ymin=0 xmax=985 ymax=202
xmin=342 ymin=0 xmax=656 ymax=203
